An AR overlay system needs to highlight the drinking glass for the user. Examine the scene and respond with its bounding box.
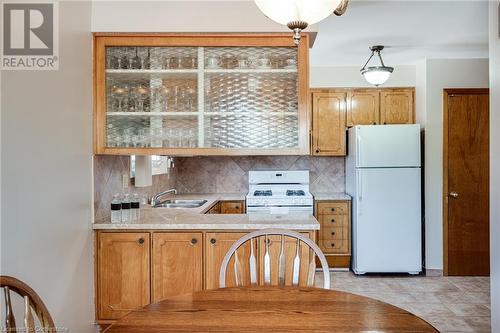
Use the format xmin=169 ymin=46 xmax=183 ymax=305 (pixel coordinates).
xmin=111 ymin=85 xmax=129 ymax=112
xmin=142 ymin=48 xmax=151 ymax=70
xmin=131 ymin=48 xmax=142 ymax=69
xmin=186 ymin=86 xmax=196 ymax=112
xmin=108 ymin=55 xmax=119 ymax=69
xmin=138 ymin=128 xmax=149 ymax=147
xmin=162 ymin=57 xmax=171 ymax=70
xmin=170 ymin=57 xmax=181 ymax=69
xmin=120 ymin=50 xmax=130 ymax=69
xmin=159 ymin=85 xmax=171 ymax=112
xmin=132 ymin=85 xmax=150 ymax=112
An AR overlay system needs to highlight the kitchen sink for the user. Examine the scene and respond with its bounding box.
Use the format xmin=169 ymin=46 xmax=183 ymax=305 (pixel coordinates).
xmin=153 ymin=199 xmax=207 ymax=209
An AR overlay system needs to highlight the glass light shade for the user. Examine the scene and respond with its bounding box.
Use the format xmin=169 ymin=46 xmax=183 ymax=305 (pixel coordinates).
xmin=254 ymin=0 xmax=342 ymax=26
xmin=362 ymin=67 xmax=393 ymax=86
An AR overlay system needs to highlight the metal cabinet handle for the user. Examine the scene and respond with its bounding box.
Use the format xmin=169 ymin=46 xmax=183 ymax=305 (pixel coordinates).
xmin=210 ymin=238 xmax=217 ymax=245
xmin=449 ymin=191 xmax=459 ymax=198
xmin=331 ymin=208 xmax=335 ymax=212
xmin=331 ymin=218 xmax=335 ymax=223
xmin=331 ymin=243 xmax=335 ymax=247
xmin=315 ymin=148 xmax=320 ymax=153
xmin=138 ymin=238 xmax=145 ymax=245
xmin=190 ymin=238 xmax=198 ymax=245
xmin=331 ymin=231 xmax=336 ymax=236
xmin=372 ymin=122 xmax=376 ymax=125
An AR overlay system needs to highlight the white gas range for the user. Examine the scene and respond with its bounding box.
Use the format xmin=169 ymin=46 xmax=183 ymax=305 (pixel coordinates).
xmin=246 ymin=170 xmax=314 ymax=215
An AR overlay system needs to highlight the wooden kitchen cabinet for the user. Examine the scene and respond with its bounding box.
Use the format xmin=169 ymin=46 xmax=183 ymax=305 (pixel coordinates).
xmin=220 ymin=201 xmax=245 ymax=214
xmin=93 ymin=33 xmax=310 ymax=156
xmin=97 ymin=232 xmax=150 ymax=320
xmin=311 ymin=90 xmax=347 ymax=156
xmin=380 ymin=88 xmax=415 ymax=124
xmin=347 ymin=89 xmax=380 ymax=126
xmin=152 ymin=232 xmax=203 ymax=302
xmin=314 ymin=200 xmax=351 ymax=268
xmin=205 ymin=232 xmax=253 ymax=289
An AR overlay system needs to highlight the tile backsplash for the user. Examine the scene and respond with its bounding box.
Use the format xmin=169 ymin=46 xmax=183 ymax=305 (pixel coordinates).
xmin=175 ymin=156 xmax=345 ymax=194
xmin=93 ymin=155 xmax=345 ymax=220
xmin=93 ymin=155 xmax=176 ymax=221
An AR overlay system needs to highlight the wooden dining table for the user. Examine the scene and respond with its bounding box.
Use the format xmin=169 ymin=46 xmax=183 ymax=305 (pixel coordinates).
xmin=104 ymin=286 xmax=438 ymax=333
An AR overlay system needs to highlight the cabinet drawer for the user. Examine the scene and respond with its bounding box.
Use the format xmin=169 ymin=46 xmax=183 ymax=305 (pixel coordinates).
xmin=321 ymin=239 xmax=349 ymax=253
xmin=317 ymin=202 xmax=349 ymax=215
xmin=321 ymin=227 xmax=347 ymax=240
xmin=220 ymin=201 xmax=244 ymax=214
xmin=320 ymin=214 xmax=348 ymax=227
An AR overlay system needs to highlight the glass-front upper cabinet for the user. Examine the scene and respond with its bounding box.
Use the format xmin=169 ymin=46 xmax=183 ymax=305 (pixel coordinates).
xmin=94 ymin=34 xmax=309 ymax=155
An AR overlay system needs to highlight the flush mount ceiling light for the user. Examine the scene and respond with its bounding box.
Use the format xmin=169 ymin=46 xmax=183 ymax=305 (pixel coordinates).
xmin=254 ymin=0 xmax=349 ymax=45
xmin=360 ymin=45 xmax=394 ymax=86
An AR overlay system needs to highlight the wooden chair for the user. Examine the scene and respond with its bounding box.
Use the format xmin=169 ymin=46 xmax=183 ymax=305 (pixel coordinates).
xmin=0 ymin=275 xmax=55 ymax=332
xmin=219 ymin=228 xmax=330 ymax=289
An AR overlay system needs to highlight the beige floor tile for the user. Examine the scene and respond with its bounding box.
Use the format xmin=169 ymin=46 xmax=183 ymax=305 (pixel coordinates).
xmin=403 ymin=303 xmax=456 ymax=317
xmin=426 ymin=315 xmax=475 ymax=332
xmin=445 ymin=303 xmax=491 ymax=317
xmin=463 ymin=316 xmax=492 ymax=332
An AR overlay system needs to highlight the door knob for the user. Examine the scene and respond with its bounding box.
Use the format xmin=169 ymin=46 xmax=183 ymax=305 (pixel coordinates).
xmin=449 ymin=191 xmax=459 ymax=198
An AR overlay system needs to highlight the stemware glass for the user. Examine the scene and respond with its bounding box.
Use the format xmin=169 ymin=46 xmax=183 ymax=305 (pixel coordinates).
xmin=159 ymin=85 xmax=172 ymax=112
xmin=186 ymin=86 xmax=196 ymax=112
xmin=162 ymin=57 xmax=171 ymax=70
xmin=132 ymin=85 xmax=150 ymax=112
xmin=131 ymin=48 xmax=142 ymax=69
xmin=111 ymin=85 xmax=129 ymax=112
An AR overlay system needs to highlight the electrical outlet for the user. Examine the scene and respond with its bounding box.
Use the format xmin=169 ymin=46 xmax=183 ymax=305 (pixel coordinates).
xmin=122 ymin=174 xmax=129 ymax=189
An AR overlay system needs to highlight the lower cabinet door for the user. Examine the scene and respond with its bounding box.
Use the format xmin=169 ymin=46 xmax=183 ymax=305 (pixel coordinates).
xmin=205 ymin=232 xmax=253 ymax=289
xmin=220 ymin=201 xmax=245 ymax=214
xmin=98 ymin=232 xmax=150 ymax=320
xmin=152 ymin=232 xmax=203 ymax=302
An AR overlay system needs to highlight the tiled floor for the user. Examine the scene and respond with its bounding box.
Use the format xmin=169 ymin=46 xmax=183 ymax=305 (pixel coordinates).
xmin=316 ymin=272 xmax=491 ymax=333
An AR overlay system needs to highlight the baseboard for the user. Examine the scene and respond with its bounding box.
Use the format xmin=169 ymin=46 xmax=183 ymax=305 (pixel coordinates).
xmin=424 ymin=268 xmax=443 ymax=277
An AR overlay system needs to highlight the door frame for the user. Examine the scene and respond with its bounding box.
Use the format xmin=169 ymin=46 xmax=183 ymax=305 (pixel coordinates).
xmin=442 ymin=88 xmax=489 ymax=276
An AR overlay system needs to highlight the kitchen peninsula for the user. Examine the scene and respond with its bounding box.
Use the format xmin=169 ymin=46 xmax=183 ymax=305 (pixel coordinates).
xmin=93 ymin=193 xmax=319 ymax=325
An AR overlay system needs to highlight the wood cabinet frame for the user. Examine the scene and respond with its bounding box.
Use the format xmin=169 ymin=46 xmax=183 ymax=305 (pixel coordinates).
xmin=93 ymin=33 xmax=310 ymax=156
xmin=95 ymin=229 xmax=315 ymax=325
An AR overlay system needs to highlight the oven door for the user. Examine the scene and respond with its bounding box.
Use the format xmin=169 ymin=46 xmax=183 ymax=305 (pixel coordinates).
xmin=246 ymin=205 xmax=313 ymax=215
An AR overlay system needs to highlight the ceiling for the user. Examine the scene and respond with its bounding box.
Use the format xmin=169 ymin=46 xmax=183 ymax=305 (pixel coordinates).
xmin=309 ymin=0 xmax=489 ymax=66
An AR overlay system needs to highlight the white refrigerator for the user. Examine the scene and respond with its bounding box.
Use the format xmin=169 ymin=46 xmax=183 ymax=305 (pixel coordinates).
xmin=346 ymin=125 xmax=422 ymax=275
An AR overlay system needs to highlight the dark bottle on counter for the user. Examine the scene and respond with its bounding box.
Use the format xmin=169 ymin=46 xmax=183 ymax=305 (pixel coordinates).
xmin=111 ymin=194 xmax=121 ymax=223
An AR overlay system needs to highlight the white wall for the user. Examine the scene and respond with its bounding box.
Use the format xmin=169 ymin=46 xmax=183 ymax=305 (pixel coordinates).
xmin=310 ymin=65 xmax=416 ymax=88
xmin=0 ymin=2 xmax=94 ymax=332
xmin=423 ymin=58 xmax=489 ymax=269
xmin=91 ymin=1 xmax=316 ymax=34
xmin=489 ymin=2 xmax=500 ymax=332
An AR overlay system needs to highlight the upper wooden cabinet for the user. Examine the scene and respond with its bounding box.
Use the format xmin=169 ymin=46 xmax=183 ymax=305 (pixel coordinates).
xmin=97 ymin=232 xmax=150 ymax=320
xmin=347 ymin=89 xmax=380 ymax=126
xmin=380 ymin=89 xmax=415 ymax=124
xmin=93 ymin=33 xmax=310 ymax=156
xmin=311 ymin=90 xmax=347 ymax=156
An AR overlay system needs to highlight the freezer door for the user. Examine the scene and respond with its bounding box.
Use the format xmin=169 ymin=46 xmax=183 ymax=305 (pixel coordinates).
xmin=352 ymin=168 xmax=422 ymax=273
xmin=352 ymin=125 xmax=421 ymax=168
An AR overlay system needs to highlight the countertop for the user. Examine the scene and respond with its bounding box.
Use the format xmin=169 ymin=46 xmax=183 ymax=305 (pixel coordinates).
xmin=93 ymin=193 xmax=319 ymax=231
xmin=312 ymin=192 xmax=351 ymax=201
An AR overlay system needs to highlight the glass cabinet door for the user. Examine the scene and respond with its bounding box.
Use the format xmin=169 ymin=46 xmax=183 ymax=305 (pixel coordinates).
xmin=95 ymin=35 xmax=308 ymax=155
xmin=105 ymin=46 xmax=199 ymax=148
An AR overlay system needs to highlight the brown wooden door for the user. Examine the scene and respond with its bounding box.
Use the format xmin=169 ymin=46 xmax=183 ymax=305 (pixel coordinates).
xmin=98 ymin=232 xmax=150 ymax=320
xmin=444 ymin=88 xmax=489 ymax=276
xmin=311 ymin=91 xmax=346 ymax=156
xmin=152 ymin=232 xmax=203 ymax=302
xmin=205 ymin=232 xmax=253 ymax=289
xmin=380 ymin=88 xmax=415 ymax=124
xmin=347 ymin=89 xmax=380 ymax=126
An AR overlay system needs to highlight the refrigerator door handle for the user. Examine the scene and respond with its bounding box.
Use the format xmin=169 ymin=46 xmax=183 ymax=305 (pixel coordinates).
xmin=357 ymin=170 xmax=362 ymax=216
xmin=356 ymin=135 xmax=362 ymax=167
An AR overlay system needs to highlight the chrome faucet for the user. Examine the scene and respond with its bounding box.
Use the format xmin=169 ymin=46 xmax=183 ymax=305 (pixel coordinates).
xmin=151 ymin=188 xmax=177 ymax=207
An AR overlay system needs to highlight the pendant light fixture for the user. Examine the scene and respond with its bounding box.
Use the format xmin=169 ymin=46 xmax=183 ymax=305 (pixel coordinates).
xmin=254 ymin=0 xmax=349 ymax=45
xmin=360 ymin=45 xmax=394 ymax=86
